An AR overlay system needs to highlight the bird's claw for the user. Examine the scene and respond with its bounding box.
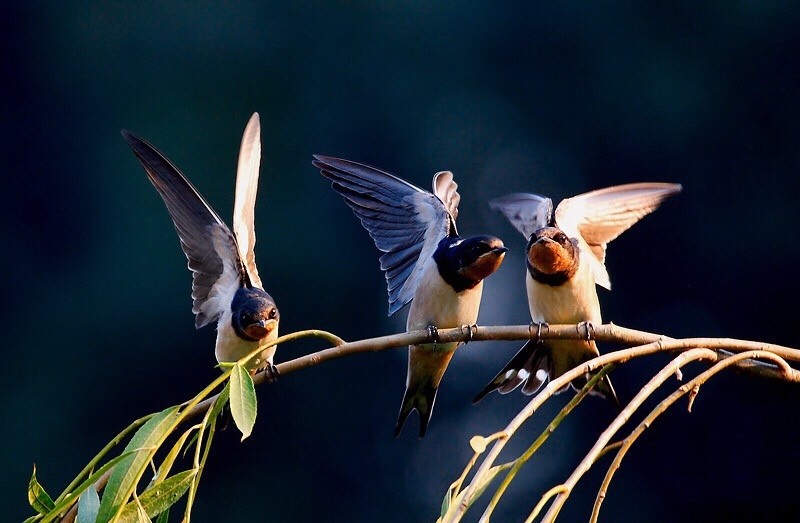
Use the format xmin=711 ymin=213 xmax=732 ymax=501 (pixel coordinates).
xmin=578 ymin=321 xmax=595 ymax=341
xmin=529 ymin=321 xmax=549 ymax=344
xmin=427 ymin=325 xmax=440 ymax=343
xmin=262 ymin=362 xmax=280 ymax=383
xmin=461 ymin=323 xmax=478 ymax=343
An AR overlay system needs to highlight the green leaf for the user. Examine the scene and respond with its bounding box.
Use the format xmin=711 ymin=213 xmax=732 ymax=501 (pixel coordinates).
xmin=208 ymin=383 xmax=230 ymax=423
xmin=23 ymin=515 xmax=43 ymax=523
xmin=97 ymin=406 xmax=179 ymax=522
xmin=28 ymin=465 xmax=55 ymax=514
xmin=117 ymin=470 xmax=197 ymax=523
xmin=40 ymin=448 xmax=143 ymax=523
xmin=76 ymin=484 xmax=100 ymax=523
xmin=155 ymin=507 xmax=170 ymax=523
xmin=152 ymin=426 xmax=197 ymax=488
xmin=440 ymin=481 xmax=458 ymax=518
xmin=229 ymin=364 xmax=257 ymax=441
xmin=183 ymin=384 xmax=229 ymax=458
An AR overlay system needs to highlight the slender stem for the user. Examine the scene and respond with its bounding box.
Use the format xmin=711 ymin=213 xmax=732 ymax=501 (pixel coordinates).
xmin=107 ymin=371 xmax=234 ymax=523
xmin=41 ymin=446 xmax=156 ymax=523
xmin=54 ymin=413 xmax=155 ymax=505
xmin=184 ymin=393 xmax=220 ymax=522
xmin=443 ymin=335 xmax=800 ymax=523
xmin=524 ymin=485 xmax=569 ymax=523
xmin=479 ymin=366 xmax=613 ymax=523
xmin=589 ymin=350 xmax=791 ymax=523
xmin=107 ymin=329 xmax=338 ymax=523
xmin=541 ymin=348 xmax=718 ymax=522
xmin=455 ymin=432 xmax=509 ymax=496
xmin=595 ymin=440 xmax=624 ymax=461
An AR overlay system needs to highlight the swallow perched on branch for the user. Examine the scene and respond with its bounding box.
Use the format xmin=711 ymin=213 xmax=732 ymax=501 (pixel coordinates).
xmin=474 ymin=183 xmax=682 ymax=405
xmin=122 ymin=113 xmax=280 ymax=375
xmin=314 ymin=156 xmax=507 ymax=437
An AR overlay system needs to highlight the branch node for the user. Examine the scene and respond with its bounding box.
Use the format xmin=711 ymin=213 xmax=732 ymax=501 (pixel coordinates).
xmin=687 ymin=384 xmax=701 ymax=412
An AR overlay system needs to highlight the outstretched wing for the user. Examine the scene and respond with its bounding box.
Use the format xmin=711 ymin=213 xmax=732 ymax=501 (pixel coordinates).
xmin=122 ymin=130 xmax=245 ymax=328
xmin=488 ymin=193 xmax=554 ymax=240
xmin=555 ymin=183 xmax=682 ymax=289
xmin=313 ymin=155 xmax=456 ymax=315
xmin=232 ymin=112 xmax=263 ymax=289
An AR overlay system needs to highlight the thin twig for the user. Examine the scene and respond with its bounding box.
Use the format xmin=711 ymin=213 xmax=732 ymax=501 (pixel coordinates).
xmin=524 ymin=485 xmax=569 ymax=523
xmin=442 ymin=335 xmax=800 ymax=523
xmin=589 ymin=350 xmax=792 ymax=523
xmin=478 ymin=366 xmax=614 ymax=523
xmin=540 ymin=349 xmax=718 ymax=522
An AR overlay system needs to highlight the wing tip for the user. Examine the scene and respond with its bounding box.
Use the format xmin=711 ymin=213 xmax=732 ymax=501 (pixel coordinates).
xmin=472 ymin=385 xmax=495 ymax=404
xmin=120 ymin=129 xmax=143 ymax=148
xmin=667 ymin=182 xmax=683 ymax=195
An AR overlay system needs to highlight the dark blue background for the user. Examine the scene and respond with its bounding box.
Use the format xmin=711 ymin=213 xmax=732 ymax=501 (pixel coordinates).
xmin=4 ymin=3 xmax=799 ymax=522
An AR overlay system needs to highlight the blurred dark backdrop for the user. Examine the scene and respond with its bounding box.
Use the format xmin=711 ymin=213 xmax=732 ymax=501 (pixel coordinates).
xmin=3 ymin=2 xmax=800 ymax=522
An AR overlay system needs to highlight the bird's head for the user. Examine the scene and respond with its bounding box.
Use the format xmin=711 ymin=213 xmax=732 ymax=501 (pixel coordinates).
xmin=434 ymin=235 xmax=508 ymax=292
xmin=526 ymin=227 xmax=579 ymax=278
xmin=231 ymin=288 xmax=280 ymax=341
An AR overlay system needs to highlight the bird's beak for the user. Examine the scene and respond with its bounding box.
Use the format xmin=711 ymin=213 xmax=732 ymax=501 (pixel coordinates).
xmin=493 ymin=246 xmax=509 ymax=255
xmin=244 ymin=318 xmax=279 ymax=340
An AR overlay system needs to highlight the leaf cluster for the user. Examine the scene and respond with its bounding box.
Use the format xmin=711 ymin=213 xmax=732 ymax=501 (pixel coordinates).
xmin=25 ymin=329 xmax=340 ymax=523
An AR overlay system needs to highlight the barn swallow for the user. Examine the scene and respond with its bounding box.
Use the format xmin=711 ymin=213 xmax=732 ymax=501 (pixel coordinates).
xmin=473 ymin=183 xmax=681 ymax=404
xmin=313 ymin=156 xmax=507 ymax=437
xmin=121 ymin=113 xmax=280 ymax=375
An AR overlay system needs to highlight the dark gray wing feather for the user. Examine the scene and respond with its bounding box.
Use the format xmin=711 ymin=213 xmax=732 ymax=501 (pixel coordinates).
xmin=489 ymin=193 xmax=554 ymax=240
xmin=473 ymin=341 xmax=552 ymax=403
xmin=121 ymin=130 xmax=244 ymax=328
xmin=313 ymin=155 xmax=454 ymax=315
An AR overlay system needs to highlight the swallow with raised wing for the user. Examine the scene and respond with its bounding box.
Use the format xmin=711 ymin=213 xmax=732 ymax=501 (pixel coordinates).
xmin=314 ymin=156 xmax=507 ymax=437
xmin=474 ymin=183 xmax=681 ymax=404
xmin=121 ymin=113 xmax=280 ymax=375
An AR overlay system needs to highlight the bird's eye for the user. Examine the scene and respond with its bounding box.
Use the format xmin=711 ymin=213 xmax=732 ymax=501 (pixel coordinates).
xmin=473 ymin=243 xmax=490 ymax=256
xmin=268 ymin=308 xmax=278 ymax=319
xmin=555 ymin=233 xmax=568 ymax=244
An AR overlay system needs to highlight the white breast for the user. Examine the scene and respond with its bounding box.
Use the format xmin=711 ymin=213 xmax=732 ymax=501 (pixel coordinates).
xmin=525 ymin=255 xmax=601 ymax=325
xmin=406 ymin=258 xmax=484 ymax=347
xmin=215 ymin=307 xmax=278 ymax=370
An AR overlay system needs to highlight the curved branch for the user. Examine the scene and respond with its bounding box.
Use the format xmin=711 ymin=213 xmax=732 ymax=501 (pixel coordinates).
xmin=540 ymin=348 xmax=719 ymax=522
xmin=187 ymin=326 xmax=800 ymax=421
xmin=590 ymin=350 xmax=792 ymax=523
xmin=59 ymin=325 xmax=800 ymax=523
xmin=478 ymin=366 xmax=614 ymax=522
xmin=443 ymin=337 xmax=800 ymax=523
